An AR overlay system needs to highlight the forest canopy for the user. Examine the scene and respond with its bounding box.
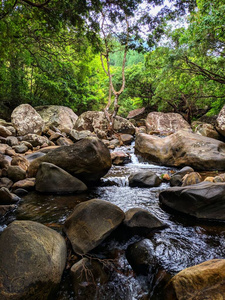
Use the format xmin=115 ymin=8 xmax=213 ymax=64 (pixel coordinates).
xmin=0 ymin=0 xmax=224 ymax=121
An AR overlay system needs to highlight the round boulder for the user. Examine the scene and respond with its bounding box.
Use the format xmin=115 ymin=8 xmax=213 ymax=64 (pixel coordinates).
xmin=0 ymin=220 xmax=67 ymax=300
xmin=11 ymin=104 xmax=44 ymax=136
xmin=63 ymin=199 xmax=125 ymax=254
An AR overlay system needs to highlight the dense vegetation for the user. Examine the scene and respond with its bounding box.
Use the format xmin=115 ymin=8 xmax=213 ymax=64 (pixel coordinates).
xmin=0 ymin=0 xmax=224 ymax=121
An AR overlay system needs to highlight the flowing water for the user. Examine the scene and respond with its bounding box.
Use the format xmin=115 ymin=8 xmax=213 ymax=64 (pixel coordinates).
xmin=1 ymin=143 xmax=225 ymax=299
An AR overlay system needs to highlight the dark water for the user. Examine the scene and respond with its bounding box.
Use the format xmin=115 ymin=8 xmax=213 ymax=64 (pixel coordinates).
xmin=1 ymin=144 xmax=225 ymax=299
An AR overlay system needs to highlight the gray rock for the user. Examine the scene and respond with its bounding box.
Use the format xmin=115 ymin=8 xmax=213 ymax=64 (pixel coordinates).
xmin=68 ymin=129 xmax=97 ymax=142
xmin=5 ymin=136 xmax=19 ymax=146
xmin=63 ymin=199 xmax=125 ymax=254
xmin=11 ymin=104 xmax=44 ymax=136
xmin=216 ymin=105 xmax=225 ymax=136
xmin=12 ymin=143 xmax=29 ymax=153
xmin=135 ymin=131 xmax=225 ymax=170
xmin=36 ymin=105 xmax=78 ymax=132
xmin=124 ymin=208 xmax=166 ymax=235
xmin=146 ymin=112 xmax=191 ymax=135
xmin=35 ymin=162 xmax=87 ymax=194
xmin=0 ymin=220 xmax=67 ymax=300
xmin=129 ymin=170 xmax=162 ymax=187
xmin=28 ymin=137 xmax=112 ymax=184
xmin=22 ymin=133 xmax=51 ymax=147
xmin=159 ymin=182 xmax=225 ymax=221
xmin=0 ymin=125 xmax=12 ymax=137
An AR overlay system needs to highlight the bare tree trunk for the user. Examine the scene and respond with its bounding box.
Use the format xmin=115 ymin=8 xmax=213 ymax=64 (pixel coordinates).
xmin=100 ymin=14 xmax=129 ymax=136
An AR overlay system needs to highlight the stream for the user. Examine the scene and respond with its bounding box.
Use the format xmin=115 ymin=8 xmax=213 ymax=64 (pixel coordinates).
xmin=1 ymin=143 xmax=225 ymax=299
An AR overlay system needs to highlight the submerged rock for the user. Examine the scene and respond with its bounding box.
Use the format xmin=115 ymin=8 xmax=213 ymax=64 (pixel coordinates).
xmin=135 ymin=131 xmax=225 ymax=170
xmin=159 ymin=182 xmax=225 ymax=221
xmin=0 ymin=220 xmax=67 ymax=300
xmin=35 ymin=162 xmax=87 ymax=194
xmin=164 ymin=259 xmax=225 ymax=300
xmin=63 ymin=199 xmax=124 ymax=254
xmin=70 ymin=258 xmax=109 ymax=300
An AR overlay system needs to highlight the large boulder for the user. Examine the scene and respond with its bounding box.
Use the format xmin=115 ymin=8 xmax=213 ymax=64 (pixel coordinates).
xmin=135 ymin=131 xmax=225 ymax=170
xmin=63 ymin=199 xmax=125 ymax=254
xmin=11 ymin=104 xmax=44 ymax=136
xmin=159 ymin=182 xmax=225 ymax=221
xmin=164 ymin=259 xmax=225 ymax=300
xmin=216 ymin=104 xmax=225 ymax=137
xmin=0 ymin=220 xmax=67 ymax=300
xmin=35 ymin=162 xmax=87 ymax=194
xmin=27 ymin=137 xmax=112 ymax=183
xmin=36 ymin=105 xmax=78 ymax=132
xmin=146 ymin=112 xmax=191 ymax=135
xmin=74 ymin=111 xmax=135 ymax=138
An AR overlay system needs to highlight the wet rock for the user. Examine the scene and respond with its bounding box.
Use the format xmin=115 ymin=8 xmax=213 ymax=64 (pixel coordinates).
xmin=12 ymin=178 xmax=35 ymax=191
xmin=11 ymin=104 xmax=44 ymax=136
xmin=159 ymin=182 xmax=225 ymax=221
xmin=13 ymin=188 xmax=29 ymax=196
xmin=11 ymin=155 xmax=30 ymax=171
xmin=7 ymin=165 xmax=26 ymax=182
xmin=192 ymin=121 xmax=221 ymax=140
xmin=36 ymin=105 xmax=78 ymax=132
xmin=146 ymin=112 xmax=191 ymax=135
xmin=123 ymin=208 xmax=166 ymax=235
xmin=22 ymin=133 xmax=51 ymax=147
xmin=63 ymin=199 xmax=124 ymax=254
xmin=12 ymin=143 xmax=29 ymax=153
xmin=126 ymin=239 xmax=159 ymax=275
xmin=111 ymin=151 xmax=131 ymax=165
xmin=0 ymin=220 xmax=67 ymax=300
xmin=5 ymin=136 xmax=19 ymax=147
xmin=70 ymin=258 xmax=109 ymax=300
xmin=128 ymin=170 xmax=162 ymax=187
xmin=170 ymin=175 xmax=183 ymax=187
xmin=28 ymin=137 xmax=112 ymax=184
xmin=216 ymin=104 xmax=225 ymax=137
xmin=108 ymin=138 xmax=120 ymax=149
xmin=35 ymin=162 xmax=87 ymax=194
xmin=0 ymin=177 xmax=13 ymax=189
xmin=164 ymin=259 xmax=225 ymax=300
xmin=74 ymin=111 xmax=135 ymax=138
xmin=0 ymin=125 xmax=12 ymax=137
xmin=135 ymin=131 xmax=225 ymax=170
xmin=56 ymin=136 xmax=74 ymax=146
xmin=0 ymin=205 xmax=16 ymax=218
xmin=68 ymin=129 xmax=97 ymax=142
xmin=0 ymin=187 xmax=20 ymax=204
xmin=182 ymin=172 xmax=202 ymax=186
